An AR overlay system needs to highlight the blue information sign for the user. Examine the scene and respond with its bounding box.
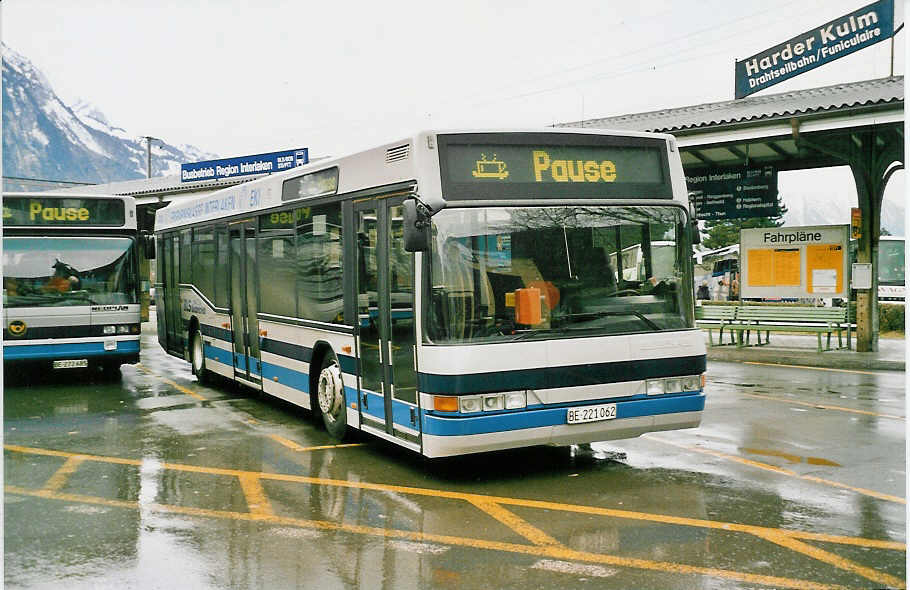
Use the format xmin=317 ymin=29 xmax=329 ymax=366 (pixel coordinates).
xmin=735 ymin=0 xmax=893 ymax=99
xmin=181 ymin=148 xmax=309 ymax=183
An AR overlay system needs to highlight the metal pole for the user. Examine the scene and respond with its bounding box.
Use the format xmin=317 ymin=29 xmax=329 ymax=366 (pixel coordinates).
xmin=142 ymin=136 xmax=161 ymax=178
xmin=891 ymin=23 xmax=905 ymax=78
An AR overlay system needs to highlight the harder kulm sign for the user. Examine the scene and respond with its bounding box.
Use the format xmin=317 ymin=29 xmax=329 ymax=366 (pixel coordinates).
xmin=735 ymin=0 xmax=894 ymax=99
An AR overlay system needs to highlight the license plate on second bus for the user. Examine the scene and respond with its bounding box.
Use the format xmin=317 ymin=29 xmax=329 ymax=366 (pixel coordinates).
xmin=53 ymin=359 xmax=88 ymax=369
xmin=567 ymin=403 xmax=617 ymax=424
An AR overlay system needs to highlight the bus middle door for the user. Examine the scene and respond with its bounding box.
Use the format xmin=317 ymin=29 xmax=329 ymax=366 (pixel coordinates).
xmin=229 ymin=221 xmax=263 ymax=389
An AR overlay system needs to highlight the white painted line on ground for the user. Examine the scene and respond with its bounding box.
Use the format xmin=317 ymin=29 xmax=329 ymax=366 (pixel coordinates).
xmin=388 ymin=540 xmax=450 ymax=555
xmin=531 ymin=559 xmax=619 ymax=578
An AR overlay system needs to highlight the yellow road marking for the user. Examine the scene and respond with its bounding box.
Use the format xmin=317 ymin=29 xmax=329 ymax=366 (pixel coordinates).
xmin=4 ymin=484 xmax=851 ymax=590
xmin=267 ymin=434 xmax=363 ymax=453
xmin=5 ymin=444 xmax=902 ymax=552
xmin=43 ymin=456 xmax=85 ymax=492
xmin=742 ymin=392 xmax=905 ymax=420
xmin=237 ymin=474 xmax=273 ymax=517
xmin=469 ymin=499 xmax=564 ymax=547
xmin=741 ymin=447 xmax=840 ymax=467
xmin=647 ymin=436 xmax=906 ymax=505
xmin=135 ymin=364 xmax=207 ymax=401
xmin=755 ymin=530 xmax=905 ymax=589
xmin=798 ymin=474 xmax=907 ymax=505
xmin=743 ymin=361 xmax=885 ymax=376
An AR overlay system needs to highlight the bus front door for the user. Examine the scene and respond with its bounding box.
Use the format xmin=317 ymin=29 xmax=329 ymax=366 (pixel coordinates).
xmin=354 ymin=198 xmax=419 ymax=445
xmin=229 ymin=221 xmax=262 ymax=388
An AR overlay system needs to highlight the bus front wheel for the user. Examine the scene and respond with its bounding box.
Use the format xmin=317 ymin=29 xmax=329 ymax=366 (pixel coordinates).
xmin=191 ymin=330 xmax=212 ymax=385
xmin=317 ymin=354 xmax=347 ymax=440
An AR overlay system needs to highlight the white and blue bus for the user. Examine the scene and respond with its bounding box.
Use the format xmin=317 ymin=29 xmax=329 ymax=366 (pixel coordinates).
xmin=154 ymin=129 xmax=706 ymax=457
xmin=3 ymin=193 xmax=142 ymax=373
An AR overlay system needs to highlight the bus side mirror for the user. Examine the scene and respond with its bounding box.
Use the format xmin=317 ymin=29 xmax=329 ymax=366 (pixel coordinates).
xmin=688 ymin=200 xmax=701 ymax=245
xmin=142 ymin=233 xmax=156 ymax=259
xmin=403 ymin=199 xmax=430 ymax=253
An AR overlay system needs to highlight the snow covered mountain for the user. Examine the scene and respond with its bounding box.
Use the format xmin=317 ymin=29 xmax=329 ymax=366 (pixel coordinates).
xmin=2 ymin=42 xmax=216 ymax=190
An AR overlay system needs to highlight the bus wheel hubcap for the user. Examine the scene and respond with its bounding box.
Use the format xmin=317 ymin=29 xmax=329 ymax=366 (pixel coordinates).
xmin=193 ymin=335 xmax=203 ymax=371
xmin=318 ymin=363 xmax=343 ymax=417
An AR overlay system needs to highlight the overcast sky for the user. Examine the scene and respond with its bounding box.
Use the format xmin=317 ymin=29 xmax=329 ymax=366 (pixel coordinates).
xmin=2 ymin=0 xmax=906 ymax=230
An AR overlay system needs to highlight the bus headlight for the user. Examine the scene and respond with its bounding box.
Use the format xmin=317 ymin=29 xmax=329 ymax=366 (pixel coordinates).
xmin=116 ymin=325 xmax=130 ymax=334
xmin=504 ymin=392 xmax=526 ymax=409
xmin=459 ymin=396 xmax=482 ymax=413
xmin=482 ymin=394 xmax=504 ymax=411
xmin=646 ymin=379 xmax=665 ymax=395
xmin=103 ymin=325 xmax=116 ymax=335
xmin=665 ymin=378 xmax=683 ymax=394
xmin=682 ymin=375 xmax=701 ymax=391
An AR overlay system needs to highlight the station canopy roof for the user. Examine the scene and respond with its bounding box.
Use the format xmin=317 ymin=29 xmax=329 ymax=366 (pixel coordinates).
xmin=558 ymin=76 xmax=904 ymax=172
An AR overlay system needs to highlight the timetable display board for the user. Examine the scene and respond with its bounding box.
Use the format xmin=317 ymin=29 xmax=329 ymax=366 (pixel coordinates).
xmin=740 ymin=225 xmax=849 ymax=299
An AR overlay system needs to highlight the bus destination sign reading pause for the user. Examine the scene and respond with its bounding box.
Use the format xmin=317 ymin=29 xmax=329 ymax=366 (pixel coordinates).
xmin=438 ymin=134 xmax=673 ymax=200
xmin=2 ymin=197 xmax=126 ymax=227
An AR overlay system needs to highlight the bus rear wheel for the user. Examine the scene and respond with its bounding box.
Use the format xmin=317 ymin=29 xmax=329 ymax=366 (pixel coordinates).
xmin=317 ymin=354 xmax=347 ymax=440
xmin=191 ymin=330 xmax=212 ymax=385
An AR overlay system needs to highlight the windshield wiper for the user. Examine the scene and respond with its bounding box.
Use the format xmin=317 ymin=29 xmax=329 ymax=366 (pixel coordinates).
xmin=553 ymin=310 xmax=661 ymax=331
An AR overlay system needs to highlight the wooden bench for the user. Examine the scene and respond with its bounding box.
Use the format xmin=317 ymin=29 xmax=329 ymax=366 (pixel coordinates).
xmin=694 ymin=305 xmax=738 ymax=346
xmin=731 ymin=306 xmax=850 ymax=352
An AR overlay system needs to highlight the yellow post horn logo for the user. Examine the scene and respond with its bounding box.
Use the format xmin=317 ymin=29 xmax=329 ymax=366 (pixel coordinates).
xmin=8 ymin=320 xmax=27 ymax=337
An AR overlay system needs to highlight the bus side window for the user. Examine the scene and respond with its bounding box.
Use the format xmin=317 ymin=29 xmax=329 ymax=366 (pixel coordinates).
xmin=297 ymin=203 xmax=344 ymax=324
xmin=258 ymin=216 xmax=296 ymax=318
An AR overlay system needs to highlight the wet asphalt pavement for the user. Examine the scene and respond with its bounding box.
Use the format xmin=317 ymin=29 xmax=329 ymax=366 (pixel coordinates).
xmin=3 ymin=317 xmax=906 ymax=589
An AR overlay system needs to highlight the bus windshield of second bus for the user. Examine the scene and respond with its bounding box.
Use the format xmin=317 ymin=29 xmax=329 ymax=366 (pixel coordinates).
xmin=427 ymin=205 xmax=690 ymax=343
xmin=4 ymin=236 xmax=137 ymax=307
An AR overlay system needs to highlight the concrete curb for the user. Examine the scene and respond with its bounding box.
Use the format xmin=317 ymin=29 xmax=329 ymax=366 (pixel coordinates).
xmin=706 ymin=345 xmax=905 ymax=372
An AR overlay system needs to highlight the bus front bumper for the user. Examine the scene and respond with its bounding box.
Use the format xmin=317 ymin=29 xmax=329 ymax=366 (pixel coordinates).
xmin=420 ymin=393 xmax=704 ymax=458
xmin=3 ymin=337 xmax=140 ymax=363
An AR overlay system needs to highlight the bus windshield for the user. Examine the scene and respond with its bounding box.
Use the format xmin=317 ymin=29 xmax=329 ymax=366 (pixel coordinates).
xmin=3 ymin=236 xmax=137 ymax=307
xmin=426 ymin=205 xmax=693 ymax=344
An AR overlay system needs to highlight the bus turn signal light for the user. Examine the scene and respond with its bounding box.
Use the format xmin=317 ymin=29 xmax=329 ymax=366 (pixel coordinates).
xmin=433 ymin=396 xmax=458 ymax=412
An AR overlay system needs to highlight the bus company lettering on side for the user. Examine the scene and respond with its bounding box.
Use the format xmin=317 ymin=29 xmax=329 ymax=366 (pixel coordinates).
xmin=532 ymin=150 xmax=617 ymax=183
xmin=30 ymin=202 xmax=90 ymax=222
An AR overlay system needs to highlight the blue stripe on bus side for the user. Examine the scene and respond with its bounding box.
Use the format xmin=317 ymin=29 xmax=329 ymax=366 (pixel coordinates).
xmin=256 ymin=356 xmax=359 ymax=404
xmin=204 ymin=343 xmax=233 ymax=367
xmin=418 ymin=355 xmax=707 ymax=395
xmin=421 ymin=392 xmax=705 ymax=436
xmin=261 ymin=359 xmax=310 ymax=391
xmin=3 ymin=339 xmax=140 ymax=361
